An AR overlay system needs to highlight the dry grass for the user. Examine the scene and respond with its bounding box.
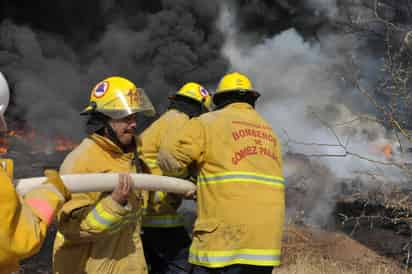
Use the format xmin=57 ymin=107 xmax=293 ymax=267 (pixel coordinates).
xmin=275 ymin=225 xmax=410 ymax=274
xmin=272 ymin=254 xmax=410 ymax=274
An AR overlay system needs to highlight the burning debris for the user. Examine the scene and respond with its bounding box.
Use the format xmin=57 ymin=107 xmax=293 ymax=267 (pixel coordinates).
xmin=0 ymin=127 xmax=78 ymax=155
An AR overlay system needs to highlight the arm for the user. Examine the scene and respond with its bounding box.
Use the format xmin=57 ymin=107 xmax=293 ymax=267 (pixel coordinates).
xmin=158 ymin=118 xmax=206 ymax=175
xmin=138 ymin=117 xmax=163 ymax=174
xmin=0 ymin=170 xmax=69 ymax=265
xmin=57 ymin=173 xmax=134 ymax=240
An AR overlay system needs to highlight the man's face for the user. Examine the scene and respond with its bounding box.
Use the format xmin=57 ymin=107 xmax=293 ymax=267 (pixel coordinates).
xmin=108 ymin=113 xmax=137 ymax=146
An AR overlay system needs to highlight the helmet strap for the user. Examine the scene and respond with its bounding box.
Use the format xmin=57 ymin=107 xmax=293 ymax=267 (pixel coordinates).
xmin=104 ymin=121 xmax=129 ymax=151
xmin=86 ymin=112 xmax=108 ymax=135
xmin=86 ymin=112 xmax=130 ymax=151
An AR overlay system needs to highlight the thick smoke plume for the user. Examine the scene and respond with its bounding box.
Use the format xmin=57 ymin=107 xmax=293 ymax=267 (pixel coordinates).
xmin=219 ymin=1 xmax=412 ymax=226
xmin=0 ymin=0 xmax=227 ymax=141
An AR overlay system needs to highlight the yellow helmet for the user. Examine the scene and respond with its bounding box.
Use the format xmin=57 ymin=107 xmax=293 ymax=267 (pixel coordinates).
xmin=215 ymin=72 xmax=260 ymax=96
xmin=81 ymin=76 xmax=156 ymax=119
xmin=170 ymin=82 xmax=212 ymax=110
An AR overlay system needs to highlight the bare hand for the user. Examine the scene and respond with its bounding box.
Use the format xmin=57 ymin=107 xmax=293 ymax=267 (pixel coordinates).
xmin=183 ymin=190 xmax=196 ymax=200
xmin=111 ymin=173 xmax=133 ymax=206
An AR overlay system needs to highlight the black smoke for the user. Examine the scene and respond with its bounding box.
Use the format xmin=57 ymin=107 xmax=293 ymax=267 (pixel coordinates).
xmin=0 ymin=0 xmax=228 ymax=140
xmin=2 ymin=0 xmax=412 ymax=143
xmin=232 ymin=0 xmax=331 ymax=40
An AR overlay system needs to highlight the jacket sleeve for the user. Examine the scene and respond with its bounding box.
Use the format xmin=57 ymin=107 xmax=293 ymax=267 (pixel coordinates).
xmin=58 ymin=191 xmax=135 ymax=240
xmin=139 ymin=112 xmax=190 ymax=213
xmin=79 ymin=194 xmax=132 ymax=234
xmin=138 ymin=117 xmax=163 ymax=174
xmin=158 ymin=118 xmax=206 ymax=174
xmin=0 ymin=172 xmax=63 ymax=266
xmin=57 ymin=155 xmax=135 ymax=241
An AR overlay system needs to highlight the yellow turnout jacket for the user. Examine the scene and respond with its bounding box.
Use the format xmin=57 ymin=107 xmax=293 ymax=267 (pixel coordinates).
xmin=53 ymin=134 xmax=147 ymax=274
xmin=160 ymin=103 xmax=285 ymax=268
xmin=0 ymin=159 xmax=65 ymax=274
xmin=139 ymin=109 xmax=189 ymax=228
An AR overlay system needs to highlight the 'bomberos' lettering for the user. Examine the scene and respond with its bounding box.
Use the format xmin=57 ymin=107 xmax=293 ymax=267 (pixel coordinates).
xmin=232 ymin=128 xmax=276 ymax=145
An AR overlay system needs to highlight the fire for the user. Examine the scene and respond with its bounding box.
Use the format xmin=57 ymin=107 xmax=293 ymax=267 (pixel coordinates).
xmin=381 ymin=143 xmax=392 ymax=159
xmin=0 ymin=128 xmax=78 ymax=155
xmin=54 ymin=136 xmax=78 ymax=152
xmin=370 ymin=142 xmax=393 ymax=160
xmin=0 ymin=136 xmax=7 ymax=154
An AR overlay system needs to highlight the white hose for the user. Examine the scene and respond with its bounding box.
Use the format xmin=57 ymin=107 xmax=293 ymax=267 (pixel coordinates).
xmin=15 ymin=173 xmax=196 ymax=196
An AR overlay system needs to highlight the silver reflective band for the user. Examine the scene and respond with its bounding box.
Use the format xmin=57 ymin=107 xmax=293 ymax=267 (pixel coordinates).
xmin=142 ymin=215 xmax=185 ymax=227
xmin=91 ymin=208 xmax=114 ymax=226
xmin=189 ymin=252 xmax=280 ymax=263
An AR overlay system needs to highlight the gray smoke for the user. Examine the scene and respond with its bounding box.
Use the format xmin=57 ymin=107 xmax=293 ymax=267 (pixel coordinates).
xmin=218 ymin=1 xmax=412 ymax=227
xmin=0 ymin=0 xmax=227 ymax=142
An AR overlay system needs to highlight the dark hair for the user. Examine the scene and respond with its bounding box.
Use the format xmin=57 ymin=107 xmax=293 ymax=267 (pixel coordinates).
xmin=213 ymin=91 xmax=259 ymax=110
xmin=85 ymin=112 xmax=109 ymax=135
xmin=169 ymin=95 xmax=208 ymax=117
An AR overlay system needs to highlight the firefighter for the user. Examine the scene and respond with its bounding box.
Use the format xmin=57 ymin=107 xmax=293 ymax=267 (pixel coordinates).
xmin=139 ymin=82 xmax=211 ymax=274
xmin=158 ymin=72 xmax=285 ymax=274
xmin=0 ymin=72 xmax=71 ymax=273
xmin=52 ymin=76 xmax=156 ymax=274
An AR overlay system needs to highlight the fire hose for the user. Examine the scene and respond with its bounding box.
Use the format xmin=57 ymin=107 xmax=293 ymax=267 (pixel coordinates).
xmin=14 ymin=173 xmax=196 ymax=196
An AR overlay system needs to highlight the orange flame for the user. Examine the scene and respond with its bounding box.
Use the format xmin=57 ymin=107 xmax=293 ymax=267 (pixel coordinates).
xmin=0 ymin=136 xmax=7 ymax=154
xmin=0 ymin=128 xmax=78 ymax=155
xmin=381 ymin=144 xmax=392 ymax=159
xmin=54 ymin=136 xmax=78 ymax=151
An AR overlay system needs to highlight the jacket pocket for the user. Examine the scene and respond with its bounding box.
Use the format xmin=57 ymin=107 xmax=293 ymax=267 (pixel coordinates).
xmin=193 ymin=219 xmax=219 ymax=233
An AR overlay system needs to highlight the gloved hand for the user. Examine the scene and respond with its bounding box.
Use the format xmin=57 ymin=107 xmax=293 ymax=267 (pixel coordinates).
xmin=43 ymin=169 xmax=71 ymax=201
xmin=157 ymin=149 xmax=182 ymax=174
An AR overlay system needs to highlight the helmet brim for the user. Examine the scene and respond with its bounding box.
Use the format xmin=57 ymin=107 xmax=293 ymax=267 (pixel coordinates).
xmin=80 ymin=105 xmax=93 ymax=116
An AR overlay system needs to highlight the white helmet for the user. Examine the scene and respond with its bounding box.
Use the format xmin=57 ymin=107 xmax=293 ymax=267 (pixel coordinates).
xmin=0 ymin=72 xmax=10 ymax=132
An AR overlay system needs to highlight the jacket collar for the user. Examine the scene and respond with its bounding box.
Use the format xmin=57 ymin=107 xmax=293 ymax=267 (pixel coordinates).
xmin=89 ymin=133 xmax=134 ymax=159
xmin=223 ymin=102 xmax=254 ymax=110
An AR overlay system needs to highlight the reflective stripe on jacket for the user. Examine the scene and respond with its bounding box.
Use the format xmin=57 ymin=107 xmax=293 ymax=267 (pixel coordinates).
xmin=139 ymin=109 xmax=189 ymax=228
xmin=198 ymin=172 xmax=284 ymax=188
xmin=160 ymin=103 xmax=285 ymax=268
xmin=53 ymin=134 xmax=147 ymax=274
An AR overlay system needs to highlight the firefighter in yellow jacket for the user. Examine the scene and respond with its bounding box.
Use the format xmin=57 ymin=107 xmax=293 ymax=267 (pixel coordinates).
xmin=158 ymin=72 xmax=285 ymax=274
xmin=139 ymin=82 xmax=211 ymax=274
xmin=0 ymin=72 xmax=70 ymax=274
xmin=52 ymin=76 xmax=156 ymax=274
